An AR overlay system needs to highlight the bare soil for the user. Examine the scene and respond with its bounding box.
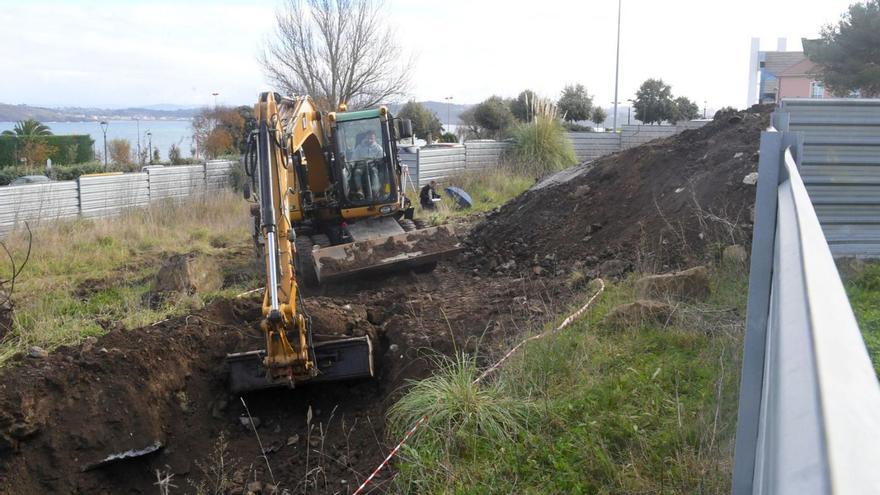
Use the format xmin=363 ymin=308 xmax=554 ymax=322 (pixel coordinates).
xmin=465 ymin=106 xmax=771 ymax=277
xmin=0 ymin=107 xmax=767 ymax=494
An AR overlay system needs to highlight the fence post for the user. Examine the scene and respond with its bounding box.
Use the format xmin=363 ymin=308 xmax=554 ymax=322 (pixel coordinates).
xmin=732 ymin=130 xmax=784 ymax=494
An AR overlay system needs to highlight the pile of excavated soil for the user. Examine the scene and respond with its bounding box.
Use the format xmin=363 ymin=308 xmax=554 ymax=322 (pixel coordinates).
xmin=466 ymin=106 xmax=771 ymax=277
xmin=0 ymin=264 xmax=561 ymax=494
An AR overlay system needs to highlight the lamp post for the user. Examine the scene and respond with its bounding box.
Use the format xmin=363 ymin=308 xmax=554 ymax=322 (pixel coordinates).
xmin=703 ymin=100 xmax=708 ymax=119
xmin=212 ymin=92 xmax=219 ymax=108
xmin=444 ymin=96 xmax=453 ymax=133
xmin=136 ymin=118 xmax=141 ymax=165
xmin=99 ymin=121 xmax=109 ymax=168
xmin=612 ymin=0 xmax=622 ymax=132
xmin=147 ymin=131 xmax=153 ymax=165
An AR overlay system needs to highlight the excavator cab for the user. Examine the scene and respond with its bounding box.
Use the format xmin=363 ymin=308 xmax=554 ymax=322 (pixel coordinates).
xmin=331 ymin=111 xmax=400 ymax=208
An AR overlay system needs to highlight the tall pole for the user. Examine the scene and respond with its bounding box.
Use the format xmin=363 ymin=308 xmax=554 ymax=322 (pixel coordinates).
xmin=136 ymin=118 xmax=141 ymax=165
xmin=212 ymin=92 xmax=219 ymax=108
xmin=147 ymin=131 xmax=152 ymax=165
xmin=612 ymin=0 xmax=622 ymax=132
xmin=99 ymin=121 xmax=108 ymax=168
xmin=444 ymin=96 xmax=453 ymax=133
xmin=704 ymin=100 xmax=708 ymax=119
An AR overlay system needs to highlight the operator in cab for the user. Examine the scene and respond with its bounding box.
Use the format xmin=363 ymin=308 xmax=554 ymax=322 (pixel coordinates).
xmin=419 ymin=180 xmax=441 ymax=209
xmin=351 ymin=131 xmax=384 ymax=200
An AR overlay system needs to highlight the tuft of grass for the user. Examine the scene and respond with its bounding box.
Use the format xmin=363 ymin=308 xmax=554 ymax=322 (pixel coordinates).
xmin=0 ymin=191 xmax=255 ymax=365
xmin=842 ymin=261 xmax=880 ymax=376
xmin=508 ymin=116 xmax=577 ymax=177
xmin=388 ymin=267 xmax=745 ymax=494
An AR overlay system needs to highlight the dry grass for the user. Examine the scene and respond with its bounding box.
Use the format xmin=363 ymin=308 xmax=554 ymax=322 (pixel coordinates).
xmin=0 ymin=191 xmax=254 ymax=364
xmin=417 ymin=167 xmax=533 ymax=226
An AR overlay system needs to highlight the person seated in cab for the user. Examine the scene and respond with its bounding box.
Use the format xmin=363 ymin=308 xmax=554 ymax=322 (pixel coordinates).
xmin=350 ymin=130 xmax=384 ymax=200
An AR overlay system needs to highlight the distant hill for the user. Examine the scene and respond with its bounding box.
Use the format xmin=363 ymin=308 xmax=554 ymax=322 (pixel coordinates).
xmin=0 ymin=103 xmax=199 ymax=122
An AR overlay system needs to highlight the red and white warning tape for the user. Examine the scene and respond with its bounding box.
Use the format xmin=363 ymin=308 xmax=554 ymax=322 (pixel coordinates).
xmin=350 ymin=279 xmax=606 ymax=495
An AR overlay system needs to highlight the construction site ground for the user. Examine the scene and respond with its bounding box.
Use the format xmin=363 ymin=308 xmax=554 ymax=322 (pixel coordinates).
xmin=0 ymin=107 xmax=769 ymax=494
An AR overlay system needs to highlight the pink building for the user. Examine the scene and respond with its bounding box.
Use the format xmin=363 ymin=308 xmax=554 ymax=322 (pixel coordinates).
xmin=777 ymin=58 xmax=829 ymax=101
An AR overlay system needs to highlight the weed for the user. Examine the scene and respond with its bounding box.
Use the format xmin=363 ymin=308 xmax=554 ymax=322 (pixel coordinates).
xmin=842 ymin=261 xmax=880 ymax=376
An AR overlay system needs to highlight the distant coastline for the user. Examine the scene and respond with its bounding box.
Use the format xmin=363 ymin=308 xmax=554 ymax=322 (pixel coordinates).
xmin=0 ymin=102 xmax=199 ymax=123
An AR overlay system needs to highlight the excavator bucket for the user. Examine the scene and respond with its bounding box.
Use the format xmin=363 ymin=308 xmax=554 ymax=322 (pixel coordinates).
xmin=312 ymin=223 xmax=461 ymax=283
xmin=227 ymin=336 xmax=374 ymax=394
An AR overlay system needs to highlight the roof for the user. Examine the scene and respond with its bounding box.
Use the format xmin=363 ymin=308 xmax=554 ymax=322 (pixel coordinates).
xmin=778 ymin=58 xmax=819 ymax=78
xmin=334 ymin=108 xmax=383 ymax=122
xmin=763 ymin=51 xmax=807 ymax=75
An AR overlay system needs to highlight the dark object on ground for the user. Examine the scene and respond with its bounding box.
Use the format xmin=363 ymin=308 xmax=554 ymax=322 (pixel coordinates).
xmin=419 ymin=182 xmax=441 ymax=209
xmin=467 ymin=105 xmax=771 ymax=275
xmin=444 ymin=186 xmax=473 ymax=209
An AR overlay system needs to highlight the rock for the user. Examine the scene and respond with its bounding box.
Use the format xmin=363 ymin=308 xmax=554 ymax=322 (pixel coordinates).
xmin=531 ymin=266 xmax=545 ymax=276
xmin=635 ymin=266 xmax=711 ymax=301
xmin=388 ymin=344 xmax=399 ymax=353
xmin=598 ymin=259 xmax=628 ymax=277
xmin=742 ymin=172 xmax=758 ymax=185
xmin=246 ymin=480 xmax=263 ymax=494
xmin=499 ymin=260 xmax=516 ymax=271
xmin=0 ymin=298 xmax=13 ymax=341
xmin=574 ymin=184 xmax=591 ymax=197
xmin=734 ymin=152 xmax=744 ymax=159
xmin=722 ymin=245 xmax=748 ymax=265
xmin=81 ymin=336 xmax=98 ymax=353
xmin=366 ymin=308 xmax=386 ymax=325
xmin=152 ymin=252 xmax=223 ymax=298
xmin=27 ymin=346 xmax=48 ymax=359
xmin=287 ymin=434 xmax=300 ymax=446
xmin=590 ymin=223 xmax=603 ymax=232
xmin=603 ymin=300 xmax=676 ymax=328
xmin=239 ymin=416 xmax=261 ymax=430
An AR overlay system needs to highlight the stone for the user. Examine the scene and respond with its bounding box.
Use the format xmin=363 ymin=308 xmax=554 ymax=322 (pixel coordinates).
xmin=742 ymin=172 xmax=758 ymax=185
xmin=603 ymin=300 xmax=676 ymax=328
xmin=152 ymin=252 xmax=223 ymax=297
xmin=239 ymin=416 xmax=261 ymax=429
xmin=531 ymin=266 xmax=545 ymax=276
xmin=366 ymin=308 xmax=386 ymax=325
xmin=598 ymin=259 xmax=628 ymax=277
xmin=27 ymin=346 xmax=48 ymax=359
xmin=287 ymin=434 xmax=300 ymax=446
xmin=734 ymin=152 xmax=744 ymax=159
xmin=722 ymin=245 xmax=748 ymax=265
xmin=246 ymin=480 xmax=263 ymax=494
xmin=635 ymin=266 xmax=711 ymax=301
xmin=574 ymin=184 xmax=592 ymax=197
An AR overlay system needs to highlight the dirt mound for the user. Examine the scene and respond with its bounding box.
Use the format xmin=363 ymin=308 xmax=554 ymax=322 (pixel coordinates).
xmin=466 ymin=106 xmax=771 ymax=276
xmin=0 ymin=263 xmax=562 ymax=494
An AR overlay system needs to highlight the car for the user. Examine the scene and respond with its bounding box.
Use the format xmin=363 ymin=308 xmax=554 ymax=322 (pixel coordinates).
xmin=141 ymin=165 xmax=165 ymax=172
xmin=9 ymin=175 xmax=51 ymax=186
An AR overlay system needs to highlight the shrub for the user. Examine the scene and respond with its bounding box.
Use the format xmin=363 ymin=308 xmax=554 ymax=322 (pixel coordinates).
xmin=509 ymin=115 xmax=577 ymax=177
xmin=0 ymin=135 xmax=94 ymax=166
xmin=108 ymin=139 xmax=132 ymax=165
xmin=438 ymin=132 xmax=458 ymax=143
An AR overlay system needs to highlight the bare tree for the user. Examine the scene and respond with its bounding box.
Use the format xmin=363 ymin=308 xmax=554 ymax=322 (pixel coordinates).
xmin=261 ymin=0 xmax=412 ymax=111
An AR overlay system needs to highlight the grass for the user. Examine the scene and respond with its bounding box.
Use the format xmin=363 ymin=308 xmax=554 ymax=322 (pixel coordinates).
xmin=841 ymin=261 xmax=880 ymax=376
xmin=0 ymin=191 xmax=257 ymax=364
xmin=417 ymin=167 xmax=534 ymax=225
xmin=387 ymin=265 xmax=746 ymax=494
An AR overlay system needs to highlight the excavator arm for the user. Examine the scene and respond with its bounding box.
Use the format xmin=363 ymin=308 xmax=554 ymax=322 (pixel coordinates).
xmin=227 ymin=92 xmax=373 ymax=394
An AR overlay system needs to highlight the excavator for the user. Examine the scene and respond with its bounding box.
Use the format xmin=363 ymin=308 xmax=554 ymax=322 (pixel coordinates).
xmin=227 ymin=92 xmax=459 ymax=393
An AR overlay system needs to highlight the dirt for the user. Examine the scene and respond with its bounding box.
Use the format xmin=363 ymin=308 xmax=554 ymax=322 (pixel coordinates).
xmin=466 ymin=106 xmax=771 ymax=277
xmin=0 ymin=107 xmax=767 ymax=494
xmin=0 ymin=262 xmax=561 ymax=494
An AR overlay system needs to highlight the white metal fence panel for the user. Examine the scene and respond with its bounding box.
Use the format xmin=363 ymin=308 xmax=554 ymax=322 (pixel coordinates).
xmin=777 ymin=98 xmax=880 ymax=256
xmin=0 ymin=181 xmax=80 ymax=234
xmin=148 ymin=165 xmax=206 ymax=200
xmin=416 ymin=147 xmax=466 ymax=186
xmin=465 ymin=141 xmax=510 ymax=171
xmin=565 ymin=133 xmax=620 ymax=163
xmin=205 ymin=160 xmax=237 ymax=190
xmin=397 ymin=147 xmax=419 ymax=193
xmin=79 ymin=173 xmax=150 ymax=219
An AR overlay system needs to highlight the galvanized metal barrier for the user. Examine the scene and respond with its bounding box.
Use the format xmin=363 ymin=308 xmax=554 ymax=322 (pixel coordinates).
xmin=773 ymin=98 xmax=880 ymax=256
xmin=732 ymin=127 xmax=880 ymax=494
xmin=0 ymin=159 xmax=237 ymax=234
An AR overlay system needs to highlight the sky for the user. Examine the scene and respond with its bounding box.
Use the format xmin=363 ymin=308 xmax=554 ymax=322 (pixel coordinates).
xmin=0 ymin=0 xmax=856 ymax=110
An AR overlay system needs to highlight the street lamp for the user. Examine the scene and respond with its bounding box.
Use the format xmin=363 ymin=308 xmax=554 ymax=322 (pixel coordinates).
xmin=703 ymin=100 xmax=708 ymax=119
xmin=444 ymin=96 xmax=454 ymax=133
xmin=212 ymin=92 xmax=219 ymax=108
xmin=146 ymin=131 xmax=153 ymax=165
xmin=612 ymin=0 xmax=622 ymax=132
xmin=99 ymin=121 xmax=109 ymax=168
xmin=135 ymin=118 xmax=141 ymax=165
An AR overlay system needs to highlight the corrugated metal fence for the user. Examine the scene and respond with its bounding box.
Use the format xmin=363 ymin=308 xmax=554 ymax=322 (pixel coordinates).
xmin=0 ymin=160 xmax=237 ymax=234
xmin=732 ymin=124 xmax=880 ymax=494
xmin=773 ymin=98 xmax=880 ymax=256
xmin=401 ymin=123 xmax=706 ymax=187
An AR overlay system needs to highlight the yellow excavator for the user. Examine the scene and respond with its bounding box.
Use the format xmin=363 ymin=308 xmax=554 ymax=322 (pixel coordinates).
xmin=227 ymin=92 xmax=459 ymax=393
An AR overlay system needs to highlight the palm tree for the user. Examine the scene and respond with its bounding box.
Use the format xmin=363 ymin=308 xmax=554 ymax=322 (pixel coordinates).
xmin=1 ymin=119 xmax=53 ymax=137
